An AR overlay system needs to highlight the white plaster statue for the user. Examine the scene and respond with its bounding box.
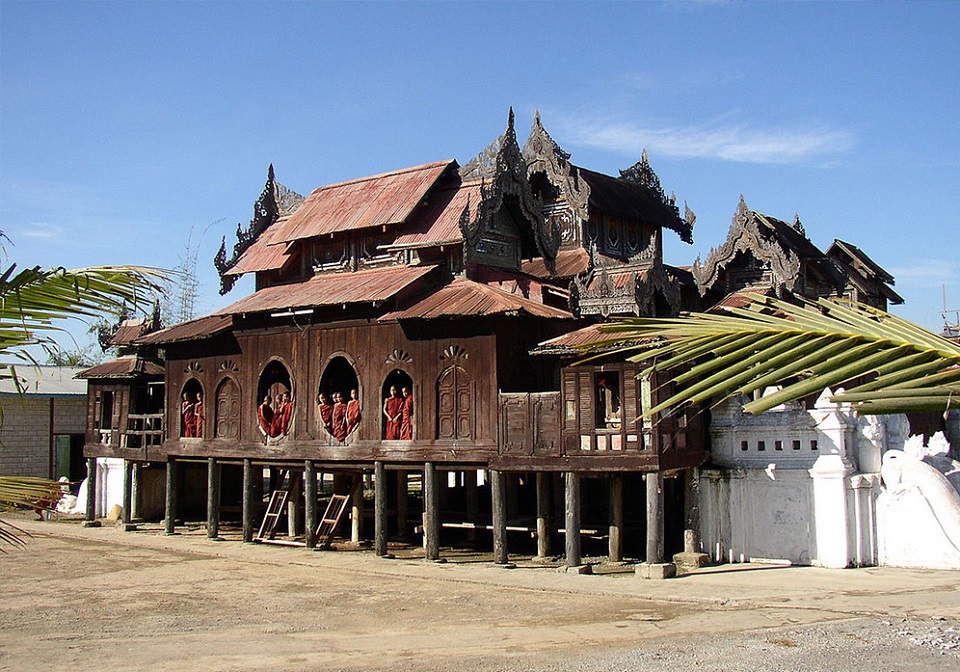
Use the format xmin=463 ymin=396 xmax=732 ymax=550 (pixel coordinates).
xmin=878 ymin=438 xmax=960 ymax=568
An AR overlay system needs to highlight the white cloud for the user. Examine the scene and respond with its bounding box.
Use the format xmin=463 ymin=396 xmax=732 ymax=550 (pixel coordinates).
xmin=889 ymin=259 xmax=960 ymax=290
xmin=18 ymin=222 xmax=63 ymax=240
xmin=556 ymin=115 xmax=855 ymax=165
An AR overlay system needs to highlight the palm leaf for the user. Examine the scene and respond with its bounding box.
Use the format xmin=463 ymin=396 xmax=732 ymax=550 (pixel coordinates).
xmin=578 ymin=293 xmax=960 ymax=417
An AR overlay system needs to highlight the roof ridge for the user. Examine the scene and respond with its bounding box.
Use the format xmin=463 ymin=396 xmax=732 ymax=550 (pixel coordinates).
xmin=308 ymin=159 xmax=456 ymax=194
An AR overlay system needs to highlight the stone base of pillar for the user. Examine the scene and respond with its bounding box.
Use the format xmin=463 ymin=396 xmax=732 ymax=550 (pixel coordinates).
xmin=635 ymin=562 xmax=677 ymax=580
xmin=672 ymin=551 xmax=710 ymax=571
xmin=81 ymin=520 xmax=101 ymax=528
xmin=561 ymin=564 xmax=593 ymax=575
xmin=121 ymin=523 xmax=139 ymax=532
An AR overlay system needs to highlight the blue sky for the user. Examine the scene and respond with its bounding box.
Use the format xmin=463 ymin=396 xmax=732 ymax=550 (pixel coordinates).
xmin=1 ymin=0 xmax=957 ymax=350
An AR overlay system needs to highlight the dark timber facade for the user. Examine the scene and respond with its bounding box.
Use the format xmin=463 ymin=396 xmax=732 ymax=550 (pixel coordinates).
xmin=80 ymin=110 xmax=902 ymax=569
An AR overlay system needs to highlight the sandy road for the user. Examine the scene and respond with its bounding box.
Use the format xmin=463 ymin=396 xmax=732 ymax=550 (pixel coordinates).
xmin=2 ymin=517 xmax=959 ymax=671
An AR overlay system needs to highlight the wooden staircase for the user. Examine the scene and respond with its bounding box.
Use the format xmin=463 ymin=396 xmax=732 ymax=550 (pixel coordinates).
xmin=315 ymin=473 xmax=361 ymax=549
xmin=255 ymin=469 xmax=291 ymax=543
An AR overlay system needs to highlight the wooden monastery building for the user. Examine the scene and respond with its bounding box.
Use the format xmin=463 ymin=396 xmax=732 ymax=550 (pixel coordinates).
xmin=77 ymin=110 xmax=906 ymax=571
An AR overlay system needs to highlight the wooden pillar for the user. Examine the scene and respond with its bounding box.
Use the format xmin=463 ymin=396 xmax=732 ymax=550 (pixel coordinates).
xmin=564 ymin=471 xmax=581 ymax=568
xmin=242 ymin=458 xmax=254 ymax=543
xmin=536 ymin=471 xmax=551 ymax=558
xmin=287 ymin=473 xmax=301 ymax=538
xmin=423 ymin=462 xmax=439 ymax=560
xmin=608 ymin=474 xmax=624 ymax=562
xmin=164 ymin=459 xmax=177 ymax=535
xmin=490 ymin=469 xmax=508 ymax=564
xmin=351 ymin=475 xmax=363 ymax=543
xmin=646 ymin=471 xmax=664 ymax=563
xmin=305 ymin=461 xmax=317 ymax=549
xmin=207 ymin=457 xmax=220 ymax=539
xmin=83 ymin=457 xmax=99 ymax=525
xmin=121 ymin=459 xmax=133 ymax=526
xmin=374 ymin=461 xmax=387 ymax=556
xmin=130 ymin=462 xmax=141 ymax=521
xmin=465 ymin=469 xmax=480 ymax=547
xmin=395 ymin=470 xmax=408 ymax=542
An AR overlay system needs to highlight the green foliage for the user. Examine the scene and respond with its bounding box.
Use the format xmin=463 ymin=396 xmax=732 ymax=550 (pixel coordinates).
xmin=580 ymin=293 xmax=960 ymax=418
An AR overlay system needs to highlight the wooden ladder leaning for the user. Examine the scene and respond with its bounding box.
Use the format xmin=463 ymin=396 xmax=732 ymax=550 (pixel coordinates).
xmin=255 ymin=469 xmax=291 ymax=542
xmin=315 ymin=473 xmax=361 ymax=549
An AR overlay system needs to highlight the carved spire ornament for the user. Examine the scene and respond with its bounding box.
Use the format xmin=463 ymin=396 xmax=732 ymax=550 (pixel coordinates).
xmin=459 ymin=109 xmax=560 ymax=274
xmin=521 ymin=110 xmax=591 ymax=229
xmin=619 ymin=150 xmax=695 ymax=244
xmin=214 ymin=164 xmax=305 ymax=295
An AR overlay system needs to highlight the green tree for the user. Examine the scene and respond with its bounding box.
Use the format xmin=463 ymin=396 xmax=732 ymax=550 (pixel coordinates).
xmin=581 ymin=293 xmax=960 ymax=418
xmin=0 ymin=250 xmax=166 ymax=546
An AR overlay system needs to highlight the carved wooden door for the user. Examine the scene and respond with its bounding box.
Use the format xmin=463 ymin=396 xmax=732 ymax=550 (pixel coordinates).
xmin=215 ymin=378 xmax=240 ymax=439
xmin=437 ymin=365 xmax=474 ymax=440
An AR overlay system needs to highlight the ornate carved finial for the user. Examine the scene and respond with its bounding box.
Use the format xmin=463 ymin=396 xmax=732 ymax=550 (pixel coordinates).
xmin=619 ymin=149 xmax=694 ymax=244
xmin=460 ymin=109 xmax=559 ymax=273
xmin=684 ymin=201 xmax=697 ymax=231
xmin=736 ymin=194 xmax=749 ymax=219
xmin=214 ymin=164 xmax=304 ymax=295
xmin=522 ymin=110 xmax=589 ymax=230
xmin=793 ymin=213 xmax=806 ymax=236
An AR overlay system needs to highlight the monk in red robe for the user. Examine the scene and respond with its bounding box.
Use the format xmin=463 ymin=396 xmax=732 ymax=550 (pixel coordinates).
xmin=400 ymin=386 xmax=413 ymax=440
xmin=332 ymin=392 xmax=348 ymax=441
xmin=192 ymin=391 xmax=204 ymax=438
xmin=317 ymin=393 xmax=333 ymax=435
xmin=383 ymin=386 xmax=403 ymax=440
xmin=257 ymin=395 xmax=274 ymax=436
xmin=181 ymin=393 xmax=196 ymax=438
xmin=272 ymin=392 xmax=292 ymax=436
xmin=346 ymin=388 xmax=361 ymax=435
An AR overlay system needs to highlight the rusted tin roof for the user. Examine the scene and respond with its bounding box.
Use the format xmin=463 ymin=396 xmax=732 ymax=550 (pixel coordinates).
xmin=379 ymin=278 xmax=572 ymax=321
xmin=136 ymin=314 xmax=234 ymax=346
xmin=267 ymin=160 xmax=457 ymax=244
xmin=521 ymin=248 xmax=590 ymax=280
xmin=108 ymin=318 xmax=152 ymax=346
xmin=531 ymin=322 xmax=650 ymax=356
xmin=76 ymin=356 xmax=165 ymax=380
xmin=224 ymin=215 xmax=297 ymax=277
xmin=390 ymin=179 xmax=483 ymax=249
xmin=219 ymin=265 xmax=439 ymax=316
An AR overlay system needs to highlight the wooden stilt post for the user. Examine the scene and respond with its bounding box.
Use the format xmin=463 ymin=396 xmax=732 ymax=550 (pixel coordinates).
xmin=536 ymin=471 xmax=551 ymax=558
xmin=242 ymin=458 xmax=254 ymax=543
xmin=121 ymin=459 xmax=133 ymax=527
xmin=83 ymin=457 xmax=99 ymax=526
xmin=564 ymin=471 xmax=582 ymax=569
xmin=374 ymin=461 xmax=388 ymax=556
xmin=645 ymin=471 xmax=663 ymax=563
xmin=351 ymin=475 xmax=363 ymax=544
xmin=207 ymin=457 xmax=220 ymax=539
xmin=305 ymin=461 xmax=317 ymax=549
xmin=287 ymin=473 xmax=301 ymax=538
xmin=164 ymin=458 xmax=177 ymax=535
xmin=396 ymin=470 xmax=408 ymax=542
xmin=465 ymin=469 xmax=480 ymax=547
xmin=423 ymin=462 xmax=439 ymax=561
xmin=491 ymin=469 xmax=508 ymax=564
xmin=608 ymin=473 xmax=624 ymax=562
xmin=130 ymin=462 xmax=141 ymax=521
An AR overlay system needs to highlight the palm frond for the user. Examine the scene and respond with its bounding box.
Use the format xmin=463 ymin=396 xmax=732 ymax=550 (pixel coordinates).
xmin=578 ymin=293 xmax=960 ymax=417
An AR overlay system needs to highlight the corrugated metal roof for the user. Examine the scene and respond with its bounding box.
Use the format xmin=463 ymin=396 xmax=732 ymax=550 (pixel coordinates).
xmin=379 ymin=278 xmax=572 ymax=321
xmin=137 ymin=314 xmax=234 ymax=346
xmin=267 ymin=160 xmax=456 ymax=243
xmin=75 ymin=357 xmax=164 ymax=380
xmin=108 ymin=318 xmax=150 ymax=346
xmin=224 ymin=215 xmax=297 ymax=277
xmin=390 ymin=179 xmax=482 ymax=249
xmin=531 ymin=323 xmax=648 ymax=356
xmin=522 ymin=248 xmax=590 ymax=279
xmin=219 ymin=265 xmax=439 ymax=316
xmin=0 ymin=365 xmax=87 ymax=395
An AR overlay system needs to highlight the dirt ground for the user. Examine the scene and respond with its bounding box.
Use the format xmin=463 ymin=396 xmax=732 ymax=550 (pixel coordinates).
xmin=2 ymin=516 xmax=960 ymax=672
